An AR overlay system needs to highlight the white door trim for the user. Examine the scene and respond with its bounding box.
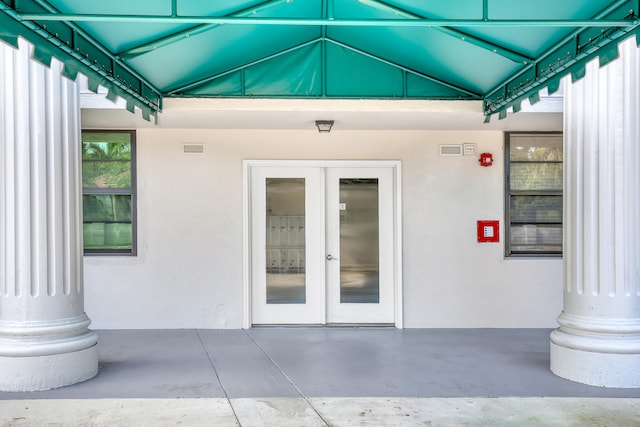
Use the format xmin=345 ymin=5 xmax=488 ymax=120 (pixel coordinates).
xmin=242 ymin=160 xmax=403 ymax=328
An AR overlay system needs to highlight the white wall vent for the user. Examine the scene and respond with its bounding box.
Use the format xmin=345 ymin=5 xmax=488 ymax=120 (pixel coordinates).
xmin=439 ymin=144 xmax=463 ymax=156
xmin=183 ymin=144 xmax=204 ymax=154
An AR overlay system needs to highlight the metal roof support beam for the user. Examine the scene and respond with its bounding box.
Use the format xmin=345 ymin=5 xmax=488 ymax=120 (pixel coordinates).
xmin=15 ymin=14 xmax=636 ymax=28
xmin=325 ymin=0 xmax=334 ymax=21
xmin=170 ymin=0 xmax=178 ymax=18
xmin=118 ymin=23 xmax=220 ymax=60
xmin=321 ymin=0 xmax=329 ymax=96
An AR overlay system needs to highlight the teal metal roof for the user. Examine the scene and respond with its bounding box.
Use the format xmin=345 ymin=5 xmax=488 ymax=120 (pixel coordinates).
xmin=1 ymin=0 xmax=638 ymax=121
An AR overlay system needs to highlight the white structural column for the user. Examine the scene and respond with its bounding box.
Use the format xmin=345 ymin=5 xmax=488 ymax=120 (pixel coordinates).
xmin=551 ymin=37 xmax=640 ymax=388
xmin=0 ymin=39 xmax=98 ymax=391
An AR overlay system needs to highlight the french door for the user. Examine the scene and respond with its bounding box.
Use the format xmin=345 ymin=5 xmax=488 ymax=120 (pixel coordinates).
xmin=247 ymin=161 xmax=401 ymax=326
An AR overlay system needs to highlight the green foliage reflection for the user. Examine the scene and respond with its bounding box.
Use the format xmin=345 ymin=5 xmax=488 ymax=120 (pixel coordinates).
xmin=82 ymin=138 xmax=131 ymax=189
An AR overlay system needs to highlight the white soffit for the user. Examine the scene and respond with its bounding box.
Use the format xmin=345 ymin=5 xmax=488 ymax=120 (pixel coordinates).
xmin=80 ymin=92 xmax=563 ymax=132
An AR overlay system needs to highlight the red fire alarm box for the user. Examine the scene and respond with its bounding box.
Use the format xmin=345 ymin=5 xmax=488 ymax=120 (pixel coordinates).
xmin=477 ymin=220 xmax=499 ymax=243
xmin=479 ymin=153 xmax=494 ymax=167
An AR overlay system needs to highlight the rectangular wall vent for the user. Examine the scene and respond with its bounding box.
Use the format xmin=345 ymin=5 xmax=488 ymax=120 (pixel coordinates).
xmin=439 ymin=144 xmax=463 ymax=156
xmin=183 ymin=144 xmax=204 ymax=154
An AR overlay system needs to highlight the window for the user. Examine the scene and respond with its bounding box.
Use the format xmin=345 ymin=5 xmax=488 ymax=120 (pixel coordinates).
xmin=82 ymin=130 xmax=136 ymax=255
xmin=505 ymin=133 xmax=562 ymax=256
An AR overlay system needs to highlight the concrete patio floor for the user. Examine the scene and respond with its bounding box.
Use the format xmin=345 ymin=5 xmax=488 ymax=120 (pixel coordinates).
xmin=1 ymin=328 xmax=639 ymax=426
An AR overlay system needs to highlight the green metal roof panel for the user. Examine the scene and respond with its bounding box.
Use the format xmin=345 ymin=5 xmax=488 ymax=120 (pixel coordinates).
xmin=405 ymin=74 xmax=477 ymax=99
xmin=378 ymin=0 xmax=482 ymax=20
xmin=326 ymin=42 xmax=404 ymax=97
xmin=245 ymin=42 xmax=322 ymax=96
xmin=462 ymin=0 xmax=621 ymax=57
xmin=184 ymin=71 xmax=243 ymax=97
xmin=38 ymin=0 xmax=184 ymax=52
xmin=127 ymin=24 xmax=320 ymax=91
xmin=1 ymin=0 xmax=638 ymax=120
xmin=489 ymin=0 xmax=616 ymax=20
xmin=176 ymin=38 xmax=480 ymax=99
xmin=328 ymin=25 xmax=521 ymax=94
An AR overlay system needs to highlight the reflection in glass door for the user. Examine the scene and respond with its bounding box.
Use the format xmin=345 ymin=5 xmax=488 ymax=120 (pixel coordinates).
xmin=339 ymin=178 xmax=379 ymax=304
xmin=266 ymin=178 xmax=306 ymax=304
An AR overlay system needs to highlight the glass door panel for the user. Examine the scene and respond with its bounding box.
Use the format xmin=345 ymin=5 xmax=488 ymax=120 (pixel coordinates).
xmin=326 ymin=167 xmax=395 ymax=324
xmin=250 ymin=166 xmax=324 ymax=325
xmin=266 ymin=178 xmax=306 ymax=304
xmin=339 ymin=178 xmax=379 ymax=303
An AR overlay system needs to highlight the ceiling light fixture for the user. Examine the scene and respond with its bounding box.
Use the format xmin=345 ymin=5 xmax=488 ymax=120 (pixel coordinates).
xmin=315 ymin=120 xmax=334 ymax=133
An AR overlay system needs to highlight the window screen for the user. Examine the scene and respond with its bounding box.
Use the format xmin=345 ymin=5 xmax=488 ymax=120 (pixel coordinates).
xmin=505 ymin=133 xmax=562 ymax=256
xmin=82 ymin=130 xmax=136 ymax=255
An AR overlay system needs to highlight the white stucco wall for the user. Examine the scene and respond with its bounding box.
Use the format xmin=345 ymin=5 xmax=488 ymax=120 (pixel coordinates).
xmin=83 ymin=125 xmax=563 ymax=329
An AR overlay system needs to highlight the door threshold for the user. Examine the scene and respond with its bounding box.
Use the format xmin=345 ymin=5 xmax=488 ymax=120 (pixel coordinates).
xmin=252 ymin=323 xmax=396 ymax=329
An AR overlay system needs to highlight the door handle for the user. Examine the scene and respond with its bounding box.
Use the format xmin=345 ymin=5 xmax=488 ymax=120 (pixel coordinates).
xmin=326 ymin=254 xmax=338 ymax=261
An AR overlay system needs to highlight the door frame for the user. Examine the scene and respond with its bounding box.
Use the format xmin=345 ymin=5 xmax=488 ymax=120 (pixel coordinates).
xmin=242 ymin=160 xmax=403 ymax=328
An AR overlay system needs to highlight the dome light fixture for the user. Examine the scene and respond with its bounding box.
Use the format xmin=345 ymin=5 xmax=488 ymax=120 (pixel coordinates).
xmin=315 ymin=120 xmax=334 ymax=133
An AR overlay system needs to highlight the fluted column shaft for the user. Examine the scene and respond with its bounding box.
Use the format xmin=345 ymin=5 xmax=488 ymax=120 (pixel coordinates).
xmin=550 ymin=37 xmax=640 ymax=387
xmin=0 ymin=39 xmax=97 ymax=391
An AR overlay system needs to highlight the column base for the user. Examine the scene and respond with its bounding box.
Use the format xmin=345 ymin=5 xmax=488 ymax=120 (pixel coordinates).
xmin=0 ymin=344 xmax=98 ymax=392
xmin=550 ymin=328 xmax=640 ymax=388
xmin=0 ymin=315 xmax=99 ymax=391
